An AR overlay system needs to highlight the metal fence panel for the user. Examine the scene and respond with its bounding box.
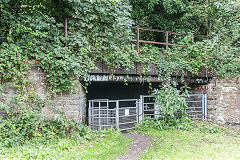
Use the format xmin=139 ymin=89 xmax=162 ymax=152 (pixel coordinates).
xmin=88 ymin=94 xmax=207 ymax=131
xmin=88 ymin=99 xmax=138 ymax=131
xmin=140 ymin=94 xmax=207 ymax=121
xmin=118 ymin=99 xmax=139 ymax=130
xmin=186 ymin=94 xmax=207 ymax=120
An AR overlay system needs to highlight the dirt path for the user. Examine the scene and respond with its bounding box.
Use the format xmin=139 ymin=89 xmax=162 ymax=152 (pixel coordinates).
xmin=117 ymin=132 xmax=152 ymax=160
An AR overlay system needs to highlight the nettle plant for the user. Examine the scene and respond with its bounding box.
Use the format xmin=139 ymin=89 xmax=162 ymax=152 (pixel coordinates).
xmin=153 ymin=82 xmax=189 ymax=123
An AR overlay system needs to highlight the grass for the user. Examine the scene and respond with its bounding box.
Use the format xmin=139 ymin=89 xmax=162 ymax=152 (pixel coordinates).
xmin=139 ymin=122 xmax=240 ymax=159
xmin=0 ymin=132 xmax=132 ymax=160
xmin=1 ymin=121 xmax=239 ymax=160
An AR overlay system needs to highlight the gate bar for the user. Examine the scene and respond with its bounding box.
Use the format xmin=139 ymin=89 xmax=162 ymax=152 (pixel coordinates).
xmin=116 ymin=101 xmax=119 ymax=129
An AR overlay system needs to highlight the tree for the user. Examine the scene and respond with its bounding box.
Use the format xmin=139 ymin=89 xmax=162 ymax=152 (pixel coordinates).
xmin=129 ymin=0 xmax=240 ymax=77
xmin=129 ymin=0 xmax=208 ymax=42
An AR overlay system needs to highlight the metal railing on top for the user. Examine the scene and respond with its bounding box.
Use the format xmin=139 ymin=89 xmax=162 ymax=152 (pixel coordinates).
xmin=64 ymin=18 xmax=208 ymax=56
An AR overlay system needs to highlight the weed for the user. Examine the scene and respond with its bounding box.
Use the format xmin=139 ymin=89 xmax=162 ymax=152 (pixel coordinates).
xmin=0 ymin=94 xmax=100 ymax=147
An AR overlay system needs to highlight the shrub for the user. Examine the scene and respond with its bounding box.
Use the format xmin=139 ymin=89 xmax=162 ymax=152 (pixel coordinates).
xmin=0 ymin=95 xmax=92 ymax=147
xmin=135 ymin=116 xmax=194 ymax=132
xmin=135 ymin=83 xmax=195 ymax=132
xmin=153 ymin=83 xmax=189 ymax=123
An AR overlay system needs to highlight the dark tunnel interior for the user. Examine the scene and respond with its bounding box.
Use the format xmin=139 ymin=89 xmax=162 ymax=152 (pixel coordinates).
xmin=86 ymin=82 xmax=161 ymax=123
xmin=86 ymin=82 xmax=161 ymax=100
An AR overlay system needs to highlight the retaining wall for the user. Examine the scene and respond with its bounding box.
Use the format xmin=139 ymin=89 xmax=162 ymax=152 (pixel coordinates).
xmin=192 ymin=77 xmax=240 ymax=126
xmin=0 ymin=66 xmax=86 ymax=123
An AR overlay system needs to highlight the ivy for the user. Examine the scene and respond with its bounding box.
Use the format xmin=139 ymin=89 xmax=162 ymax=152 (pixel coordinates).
xmin=0 ymin=0 xmax=239 ymax=95
xmin=0 ymin=0 xmax=135 ymax=93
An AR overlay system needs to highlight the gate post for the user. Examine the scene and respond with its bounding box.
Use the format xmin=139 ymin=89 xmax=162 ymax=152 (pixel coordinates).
xmin=88 ymin=101 xmax=91 ymax=128
xmin=98 ymin=101 xmax=101 ymax=130
xmin=106 ymin=99 xmax=109 ymax=128
xmin=136 ymin=99 xmax=139 ymax=124
xmin=154 ymin=103 xmax=160 ymax=118
xmin=204 ymin=94 xmax=207 ymax=120
xmin=116 ymin=101 xmax=120 ymax=129
xmin=202 ymin=95 xmax=205 ymax=120
xmin=139 ymin=96 xmax=143 ymax=122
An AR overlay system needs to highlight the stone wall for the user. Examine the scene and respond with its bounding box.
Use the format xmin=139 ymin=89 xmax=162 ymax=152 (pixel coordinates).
xmin=0 ymin=66 xmax=87 ymax=123
xmin=2 ymin=65 xmax=239 ymax=127
xmin=192 ymin=78 xmax=240 ymax=126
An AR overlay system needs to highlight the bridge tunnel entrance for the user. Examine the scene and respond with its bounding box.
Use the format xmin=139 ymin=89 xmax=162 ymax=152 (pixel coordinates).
xmin=85 ymin=77 xmax=208 ymax=129
xmin=86 ymin=82 xmax=161 ymax=123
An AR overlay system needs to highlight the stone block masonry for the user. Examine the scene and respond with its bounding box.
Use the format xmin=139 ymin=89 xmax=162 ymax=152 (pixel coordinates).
xmin=214 ymin=78 xmax=240 ymax=125
xmin=1 ymin=65 xmax=239 ymax=127
xmin=0 ymin=66 xmax=87 ymax=123
xmin=192 ymin=77 xmax=240 ymax=126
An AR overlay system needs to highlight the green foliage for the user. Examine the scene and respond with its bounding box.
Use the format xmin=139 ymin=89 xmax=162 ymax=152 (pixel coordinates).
xmin=135 ymin=116 xmax=194 ymax=132
xmin=135 ymin=116 xmax=229 ymax=134
xmin=140 ymin=127 xmax=240 ymax=159
xmin=193 ymin=121 xmax=226 ymax=134
xmin=0 ymin=94 xmax=96 ymax=147
xmin=154 ymin=83 xmax=189 ymax=122
xmin=0 ymin=0 xmax=239 ymax=95
xmin=134 ymin=83 xmax=193 ymax=132
xmin=0 ymin=0 xmax=136 ymax=94
xmin=0 ymin=130 xmax=132 ymax=160
xmin=130 ymin=0 xmax=239 ymax=78
xmin=129 ymin=0 xmax=208 ymax=41
xmin=134 ymin=82 xmax=198 ymax=132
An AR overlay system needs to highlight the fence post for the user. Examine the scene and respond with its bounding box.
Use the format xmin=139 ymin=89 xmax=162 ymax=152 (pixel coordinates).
xmin=154 ymin=103 xmax=160 ymax=118
xmin=88 ymin=101 xmax=91 ymax=128
xmin=106 ymin=99 xmax=109 ymax=128
xmin=135 ymin=26 xmax=140 ymax=75
xmin=202 ymin=95 xmax=205 ymax=120
xmin=166 ymin=31 xmax=169 ymax=50
xmin=139 ymin=96 xmax=143 ymax=122
xmin=204 ymin=94 xmax=207 ymax=120
xmin=136 ymin=100 xmax=139 ymax=124
xmin=116 ymin=101 xmax=120 ymax=130
xmin=136 ymin=26 xmax=140 ymax=54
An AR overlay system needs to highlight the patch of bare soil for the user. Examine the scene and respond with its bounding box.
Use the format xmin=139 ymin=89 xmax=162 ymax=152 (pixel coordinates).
xmin=117 ymin=132 xmax=152 ymax=160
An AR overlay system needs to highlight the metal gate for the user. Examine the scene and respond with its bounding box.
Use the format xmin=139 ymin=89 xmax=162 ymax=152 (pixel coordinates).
xmin=88 ymin=94 xmax=207 ymax=130
xmin=139 ymin=95 xmax=160 ymax=122
xmin=88 ymin=99 xmax=139 ymax=131
xmin=186 ymin=94 xmax=207 ymax=120
xmin=140 ymin=94 xmax=207 ymax=120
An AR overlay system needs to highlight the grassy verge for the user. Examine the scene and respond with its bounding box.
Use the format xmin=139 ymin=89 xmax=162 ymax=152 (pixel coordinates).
xmin=0 ymin=132 xmax=132 ymax=160
xmin=139 ymin=123 xmax=240 ymax=159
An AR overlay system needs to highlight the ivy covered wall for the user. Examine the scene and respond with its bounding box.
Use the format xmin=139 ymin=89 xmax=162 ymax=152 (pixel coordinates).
xmin=1 ymin=66 xmax=86 ymax=122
